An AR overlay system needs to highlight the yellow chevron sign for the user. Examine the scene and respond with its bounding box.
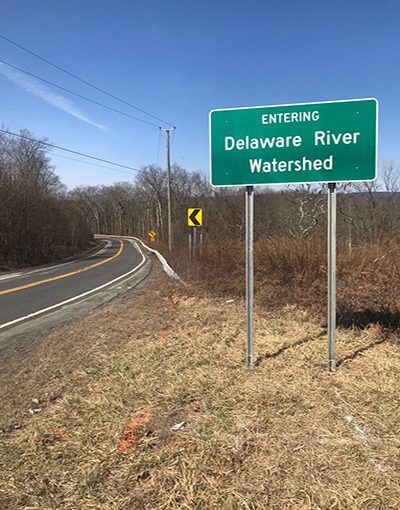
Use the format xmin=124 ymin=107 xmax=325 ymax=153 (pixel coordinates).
xmin=188 ymin=208 xmax=202 ymax=227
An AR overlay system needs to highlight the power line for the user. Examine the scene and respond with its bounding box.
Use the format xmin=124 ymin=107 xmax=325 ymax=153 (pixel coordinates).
xmin=156 ymin=129 xmax=162 ymax=166
xmin=168 ymin=129 xmax=184 ymax=160
xmin=0 ymin=60 xmax=161 ymax=128
xmin=0 ymin=34 xmax=175 ymax=128
xmin=172 ymin=139 xmax=185 ymax=160
xmin=51 ymin=153 xmax=139 ymax=177
xmin=170 ymin=128 xmax=176 ymax=148
xmin=0 ymin=128 xmax=141 ymax=174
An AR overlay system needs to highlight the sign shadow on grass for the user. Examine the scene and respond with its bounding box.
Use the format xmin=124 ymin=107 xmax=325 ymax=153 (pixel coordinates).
xmin=254 ymin=329 xmax=326 ymax=367
xmin=336 ymin=337 xmax=388 ymax=368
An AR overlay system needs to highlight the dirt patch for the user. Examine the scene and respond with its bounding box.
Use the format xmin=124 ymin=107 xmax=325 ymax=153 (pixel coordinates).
xmin=1 ymin=272 xmax=400 ymax=509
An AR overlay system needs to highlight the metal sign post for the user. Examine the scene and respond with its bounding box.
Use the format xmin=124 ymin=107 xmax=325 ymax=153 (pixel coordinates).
xmin=193 ymin=227 xmax=197 ymax=262
xmin=188 ymin=208 xmax=203 ymax=262
xmin=246 ymin=186 xmax=254 ymax=367
xmin=327 ymin=183 xmax=337 ymax=371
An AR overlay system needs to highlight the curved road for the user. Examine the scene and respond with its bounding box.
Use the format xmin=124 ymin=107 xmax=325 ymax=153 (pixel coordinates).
xmin=0 ymin=238 xmax=148 ymax=348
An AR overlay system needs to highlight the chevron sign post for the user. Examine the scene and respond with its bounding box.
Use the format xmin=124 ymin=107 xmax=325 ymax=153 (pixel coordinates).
xmin=188 ymin=208 xmax=203 ymax=261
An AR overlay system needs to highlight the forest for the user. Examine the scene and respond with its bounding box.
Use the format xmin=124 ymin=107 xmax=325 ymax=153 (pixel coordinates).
xmin=1 ymin=129 xmax=400 ymax=301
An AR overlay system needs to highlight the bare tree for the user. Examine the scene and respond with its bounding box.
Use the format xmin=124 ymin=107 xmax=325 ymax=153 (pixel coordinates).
xmin=0 ymin=129 xmax=91 ymax=266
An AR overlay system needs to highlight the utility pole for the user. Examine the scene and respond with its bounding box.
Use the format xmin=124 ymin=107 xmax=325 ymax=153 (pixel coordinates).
xmin=160 ymin=127 xmax=176 ymax=251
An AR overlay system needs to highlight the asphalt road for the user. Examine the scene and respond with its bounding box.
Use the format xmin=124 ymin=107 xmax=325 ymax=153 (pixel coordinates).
xmin=0 ymin=237 xmax=150 ymax=350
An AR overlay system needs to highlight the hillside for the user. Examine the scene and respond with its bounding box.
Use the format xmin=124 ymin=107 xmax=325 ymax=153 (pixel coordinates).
xmin=1 ymin=263 xmax=399 ymax=509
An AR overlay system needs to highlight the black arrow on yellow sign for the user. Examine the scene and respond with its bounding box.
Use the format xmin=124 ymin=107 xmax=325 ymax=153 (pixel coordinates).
xmin=188 ymin=208 xmax=202 ymax=227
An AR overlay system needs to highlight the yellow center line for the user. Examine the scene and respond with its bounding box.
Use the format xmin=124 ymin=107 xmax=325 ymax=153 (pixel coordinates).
xmin=0 ymin=239 xmax=124 ymax=297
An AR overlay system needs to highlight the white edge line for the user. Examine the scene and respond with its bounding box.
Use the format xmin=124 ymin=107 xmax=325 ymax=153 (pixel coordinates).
xmin=0 ymin=273 xmax=22 ymax=281
xmin=0 ymin=240 xmax=146 ymax=330
xmin=0 ymin=240 xmax=112 ymax=282
xmin=95 ymin=234 xmax=183 ymax=282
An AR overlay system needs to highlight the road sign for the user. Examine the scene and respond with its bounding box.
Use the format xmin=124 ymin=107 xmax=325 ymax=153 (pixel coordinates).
xmin=188 ymin=208 xmax=203 ymax=227
xmin=210 ymin=98 xmax=378 ymax=186
xmin=148 ymin=231 xmax=156 ymax=238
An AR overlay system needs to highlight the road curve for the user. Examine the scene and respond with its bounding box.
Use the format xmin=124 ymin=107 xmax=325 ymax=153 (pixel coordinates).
xmin=0 ymin=238 xmax=148 ymax=341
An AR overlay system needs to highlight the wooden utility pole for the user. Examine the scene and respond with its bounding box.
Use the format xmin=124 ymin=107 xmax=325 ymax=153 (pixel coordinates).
xmin=160 ymin=127 xmax=175 ymax=251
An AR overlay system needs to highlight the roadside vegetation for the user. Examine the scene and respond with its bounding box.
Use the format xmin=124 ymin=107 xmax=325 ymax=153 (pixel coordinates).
xmin=1 ymin=129 xmax=400 ymax=508
xmin=0 ymin=130 xmax=92 ymax=269
xmin=1 ymin=272 xmax=399 ymax=509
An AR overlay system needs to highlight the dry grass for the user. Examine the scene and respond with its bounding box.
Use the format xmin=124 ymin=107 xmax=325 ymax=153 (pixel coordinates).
xmin=1 ymin=268 xmax=400 ymax=509
xmin=170 ymin=236 xmax=400 ymax=329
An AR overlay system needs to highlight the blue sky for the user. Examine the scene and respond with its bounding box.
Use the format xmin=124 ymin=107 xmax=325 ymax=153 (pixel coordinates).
xmin=0 ymin=0 xmax=399 ymax=189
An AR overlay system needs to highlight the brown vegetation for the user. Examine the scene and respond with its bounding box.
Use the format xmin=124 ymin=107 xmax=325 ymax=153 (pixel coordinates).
xmin=1 ymin=129 xmax=400 ymax=508
xmin=1 ymin=272 xmax=399 ymax=509
xmin=166 ymin=236 xmax=400 ymax=332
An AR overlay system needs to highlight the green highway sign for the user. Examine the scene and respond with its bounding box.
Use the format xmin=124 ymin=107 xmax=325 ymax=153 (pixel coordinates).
xmin=209 ymin=98 xmax=378 ymax=186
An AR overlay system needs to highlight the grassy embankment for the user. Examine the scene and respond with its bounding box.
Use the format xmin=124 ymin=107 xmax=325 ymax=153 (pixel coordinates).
xmin=0 ymin=237 xmax=399 ymax=509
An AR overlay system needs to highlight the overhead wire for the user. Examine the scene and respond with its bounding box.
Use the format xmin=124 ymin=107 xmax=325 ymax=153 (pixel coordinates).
xmin=0 ymin=128 xmax=141 ymax=174
xmin=0 ymin=34 xmax=175 ymax=128
xmin=0 ymin=35 xmax=184 ymax=176
xmin=172 ymin=140 xmax=185 ymax=160
xmin=170 ymin=128 xmax=176 ymax=148
xmin=0 ymin=60 xmax=161 ymax=128
xmin=50 ymin=153 xmax=139 ymax=177
xmin=156 ymin=129 xmax=162 ymax=166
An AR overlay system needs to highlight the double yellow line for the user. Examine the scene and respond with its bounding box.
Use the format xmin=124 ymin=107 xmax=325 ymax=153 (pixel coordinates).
xmin=0 ymin=240 xmax=123 ymax=297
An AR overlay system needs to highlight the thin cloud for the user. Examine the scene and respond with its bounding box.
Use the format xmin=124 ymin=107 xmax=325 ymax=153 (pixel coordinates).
xmin=0 ymin=63 xmax=107 ymax=131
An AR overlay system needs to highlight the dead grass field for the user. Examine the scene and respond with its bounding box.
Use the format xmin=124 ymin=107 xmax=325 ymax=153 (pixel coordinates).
xmin=1 ymin=263 xmax=400 ymax=509
xmin=169 ymin=237 xmax=400 ymax=330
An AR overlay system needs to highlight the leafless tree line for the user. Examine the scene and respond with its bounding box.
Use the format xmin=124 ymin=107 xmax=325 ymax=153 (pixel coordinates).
xmin=71 ymin=161 xmax=400 ymax=248
xmin=2 ymin=128 xmax=399 ymax=270
xmin=0 ymin=130 xmax=91 ymax=267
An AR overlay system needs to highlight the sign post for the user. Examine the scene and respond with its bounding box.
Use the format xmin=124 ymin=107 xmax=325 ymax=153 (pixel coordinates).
xmin=246 ymin=186 xmax=254 ymax=367
xmin=327 ymin=183 xmax=337 ymax=370
xmin=210 ymin=99 xmax=378 ymax=369
xmin=188 ymin=208 xmax=203 ymax=262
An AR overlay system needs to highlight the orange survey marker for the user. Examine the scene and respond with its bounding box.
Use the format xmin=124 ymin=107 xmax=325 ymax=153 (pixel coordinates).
xmin=116 ymin=413 xmax=149 ymax=454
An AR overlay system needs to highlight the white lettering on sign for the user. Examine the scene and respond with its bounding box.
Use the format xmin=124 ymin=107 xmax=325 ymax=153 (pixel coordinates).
xmin=223 ymin=121 xmax=363 ymax=179
xmin=225 ymin=135 xmax=302 ymax=151
xmin=314 ymin=131 xmax=360 ymax=145
xmin=261 ymin=111 xmax=320 ymax=124
xmin=249 ymin=155 xmax=333 ymax=173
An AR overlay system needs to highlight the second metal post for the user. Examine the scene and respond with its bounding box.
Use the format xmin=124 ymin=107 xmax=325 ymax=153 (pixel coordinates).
xmin=246 ymin=186 xmax=254 ymax=367
xmin=327 ymin=182 xmax=337 ymax=371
